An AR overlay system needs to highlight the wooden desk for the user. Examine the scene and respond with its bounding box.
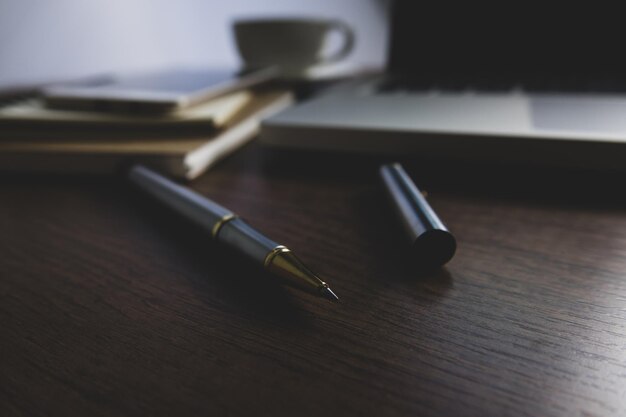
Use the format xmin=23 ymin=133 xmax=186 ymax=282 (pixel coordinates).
xmin=1 ymin=144 xmax=625 ymax=416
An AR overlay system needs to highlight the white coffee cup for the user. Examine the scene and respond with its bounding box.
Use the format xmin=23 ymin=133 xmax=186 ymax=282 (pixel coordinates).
xmin=233 ymin=18 xmax=355 ymax=76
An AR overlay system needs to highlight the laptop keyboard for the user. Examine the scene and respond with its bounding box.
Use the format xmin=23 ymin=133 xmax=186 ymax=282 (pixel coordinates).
xmin=377 ymin=76 xmax=626 ymax=94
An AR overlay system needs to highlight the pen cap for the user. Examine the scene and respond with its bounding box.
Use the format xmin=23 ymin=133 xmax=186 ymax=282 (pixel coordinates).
xmin=379 ymin=163 xmax=456 ymax=269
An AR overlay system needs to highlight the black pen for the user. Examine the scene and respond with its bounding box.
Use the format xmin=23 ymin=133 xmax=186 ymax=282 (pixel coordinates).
xmin=127 ymin=164 xmax=338 ymax=302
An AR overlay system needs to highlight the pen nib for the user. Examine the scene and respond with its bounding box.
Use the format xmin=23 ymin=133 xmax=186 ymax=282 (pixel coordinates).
xmin=320 ymin=286 xmax=339 ymax=302
xmin=265 ymin=247 xmax=339 ymax=302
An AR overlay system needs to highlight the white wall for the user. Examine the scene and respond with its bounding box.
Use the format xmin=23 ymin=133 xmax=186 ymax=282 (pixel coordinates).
xmin=0 ymin=0 xmax=390 ymax=87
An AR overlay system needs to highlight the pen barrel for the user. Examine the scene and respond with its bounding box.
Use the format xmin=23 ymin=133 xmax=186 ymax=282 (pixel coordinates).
xmin=128 ymin=165 xmax=279 ymax=265
xmin=216 ymin=217 xmax=280 ymax=265
xmin=128 ymin=165 xmax=232 ymax=234
xmin=380 ymin=163 xmax=456 ymax=268
xmin=128 ymin=164 xmax=333 ymax=299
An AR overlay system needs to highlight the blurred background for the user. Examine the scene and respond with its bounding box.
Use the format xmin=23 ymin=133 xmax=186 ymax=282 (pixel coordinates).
xmin=0 ymin=0 xmax=390 ymax=88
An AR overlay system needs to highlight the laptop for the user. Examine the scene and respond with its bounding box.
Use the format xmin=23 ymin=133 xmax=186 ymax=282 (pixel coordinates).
xmin=260 ymin=2 xmax=626 ymax=170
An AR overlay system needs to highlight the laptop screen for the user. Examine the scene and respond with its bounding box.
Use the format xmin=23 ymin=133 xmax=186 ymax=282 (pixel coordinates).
xmin=388 ymin=2 xmax=626 ymax=84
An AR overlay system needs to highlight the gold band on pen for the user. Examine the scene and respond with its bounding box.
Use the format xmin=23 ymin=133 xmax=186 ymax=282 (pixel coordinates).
xmin=263 ymin=245 xmax=329 ymax=294
xmin=211 ymin=213 xmax=237 ymax=239
xmin=263 ymin=245 xmax=290 ymax=268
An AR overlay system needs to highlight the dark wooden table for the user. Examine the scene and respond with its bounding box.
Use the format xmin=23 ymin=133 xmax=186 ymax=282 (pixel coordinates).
xmin=2 ymin=143 xmax=626 ymax=417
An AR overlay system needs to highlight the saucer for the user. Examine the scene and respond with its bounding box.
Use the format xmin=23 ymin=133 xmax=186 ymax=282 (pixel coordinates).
xmin=277 ymin=62 xmax=371 ymax=81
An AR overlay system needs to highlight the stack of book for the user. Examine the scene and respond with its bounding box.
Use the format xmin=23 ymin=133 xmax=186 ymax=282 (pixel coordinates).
xmin=0 ymin=86 xmax=293 ymax=179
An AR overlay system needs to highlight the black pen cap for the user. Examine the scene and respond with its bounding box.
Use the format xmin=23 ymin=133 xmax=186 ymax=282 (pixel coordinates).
xmin=379 ymin=163 xmax=456 ymax=269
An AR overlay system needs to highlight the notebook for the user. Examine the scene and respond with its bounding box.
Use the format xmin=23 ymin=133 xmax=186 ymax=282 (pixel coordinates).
xmin=260 ymin=2 xmax=626 ymax=171
xmin=0 ymin=89 xmax=293 ymax=179
xmin=0 ymin=90 xmax=252 ymax=139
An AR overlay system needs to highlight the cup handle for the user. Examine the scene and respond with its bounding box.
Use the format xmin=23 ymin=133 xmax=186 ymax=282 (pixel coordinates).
xmin=318 ymin=20 xmax=355 ymax=64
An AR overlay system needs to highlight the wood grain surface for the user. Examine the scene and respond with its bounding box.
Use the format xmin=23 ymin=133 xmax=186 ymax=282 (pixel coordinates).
xmin=1 ymin=143 xmax=626 ymax=417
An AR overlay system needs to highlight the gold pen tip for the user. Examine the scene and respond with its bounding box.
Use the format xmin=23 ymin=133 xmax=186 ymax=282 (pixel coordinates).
xmin=320 ymin=286 xmax=339 ymax=302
